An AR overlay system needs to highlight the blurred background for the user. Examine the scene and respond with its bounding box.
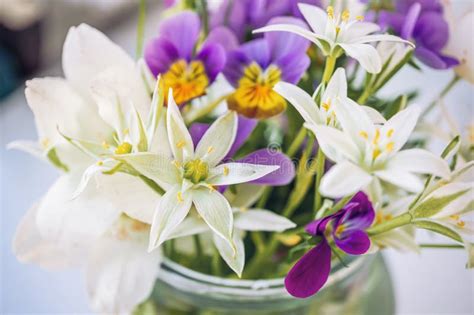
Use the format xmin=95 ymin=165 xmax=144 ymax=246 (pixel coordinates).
xmin=0 ymin=0 xmax=472 ymax=314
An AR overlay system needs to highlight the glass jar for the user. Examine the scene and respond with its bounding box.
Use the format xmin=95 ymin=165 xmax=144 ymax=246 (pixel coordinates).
xmin=149 ymin=254 xmax=394 ymax=315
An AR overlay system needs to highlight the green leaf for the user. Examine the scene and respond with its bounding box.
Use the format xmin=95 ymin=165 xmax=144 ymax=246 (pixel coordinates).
xmin=46 ymin=148 xmax=69 ymax=172
xmin=441 ymin=135 xmax=460 ymax=159
xmin=413 ymin=220 xmax=462 ymax=243
xmin=411 ymin=189 xmax=469 ymax=218
xmin=146 ymin=75 xmax=165 ymax=149
xmin=131 ymin=106 xmax=148 ymax=152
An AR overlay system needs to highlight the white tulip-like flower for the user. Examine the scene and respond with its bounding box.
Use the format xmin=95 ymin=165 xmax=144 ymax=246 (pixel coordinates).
xmin=254 ymin=3 xmax=413 ymax=74
xmin=118 ymin=93 xmax=279 ymax=252
xmin=308 ymin=101 xmax=451 ymax=198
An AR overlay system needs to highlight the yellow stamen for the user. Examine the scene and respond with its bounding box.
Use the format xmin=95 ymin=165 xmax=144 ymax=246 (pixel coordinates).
xmin=240 ymin=207 xmax=248 ymax=213
xmin=207 ymin=146 xmax=214 ymax=154
xmin=207 ymin=184 xmax=216 ymax=192
xmin=335 ymin=224 xmax=345 ymax=238
xmin=183 ymin=159 xmax=209 ymax=183
xmin=450 ymin=214 xmax=460 ymax=221
xmin=327 ymin=6 xmax=334 ymax=19
xmin=172 ymin=160 xmax=181 ymax=168
xmin=359 ymin=131 xmax=368 ymax=139
xmin=322 ymin=102 xmax=331 ymax=111
xmin=335 ymin=26 xmax=341 ymax=35
xmin=457 ymin=220 xmax=466 ymax=228
xmin=177 ymin=191 xmax=184 ymax=203
xmin=356 ymin=15 xmax=364 ymax=21
xmin=97 ymin=160 xmax=104 ymax=166
xmin=342 ymin=9 xmax=350 ymax=22
xmin=372 ymin=148 xmax=381 ymax=159
xmin=176 ymin=140 xmax=186 ymax=149
xmin=123 ymin=128 xmax=129 ymax=136
xmin=386 ymin=142 xmax=394 ymax=152
xmin=373 ymin=129 xmax=380 ymax=144
xmin=223 ymin=166 xmax=229 ymax=176
xmin=114 ymin=142 xmax=132 ymax=155
xmin=386 ymin=128 xmax=394 ymax=138
xmin=277 ymin=234 xmax=302 ymax=246
xmin=40 ymin=138 xmax=50 ymax=149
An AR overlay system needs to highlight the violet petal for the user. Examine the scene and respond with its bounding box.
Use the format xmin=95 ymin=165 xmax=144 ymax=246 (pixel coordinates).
xmin=197 ymin=43 xmax=226 ymax=82
xmin=144 ymin=37 xmax=179 ymax=76
xmin=334 ymin=229 xmax=371 ymax=255
xmin=159 ymin=11 xmax=200 ymax=61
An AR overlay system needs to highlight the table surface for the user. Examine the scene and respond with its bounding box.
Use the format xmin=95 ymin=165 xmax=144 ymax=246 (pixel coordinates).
xmin=1 ymin=6 xmax=473 ymax=315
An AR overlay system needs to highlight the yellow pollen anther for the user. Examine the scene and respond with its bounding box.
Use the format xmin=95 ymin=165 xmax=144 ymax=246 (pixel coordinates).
xmin=386 ymin=142 xmax=394 ymax=152
xmin=114 ymin=142 xmax=132 ymax=155
xmin=359 ymin=131 xmax=369 ymax=139
xmin=41 ymin=138 xmax=50 ymax=149
xmin=457 ymin=220 xmax=466 ymax=228
xmin=176 ymin=140 xmax=186 ymax=149
xmin=372 ymin=148 xmax=381 ymax=159
xmin=373 ymin=129 xmax=380 ymax=144
xmin=207 ymin=184 xmax=216 ymax=192
xmin=123 ymin=128 xmax=129 ymax=136
xmin=335 ymin=26 xmax=341 ymax=35
xmin=97 ymin=160 xmax=104 ymax=166
xmin=207 ymin=146 xmax=214 ymax=154
xmin=102 ymin=141 xmax=110 ymax=149
xmin=327 ymin=6 xmax=334 ymax=18
xmin=450 ymin=214 xmax=460 ymax=221
xmin=335 ymin=224 xmax=345 ymax=237
xmin=342 ymin=9 xmax=350 ymax=22
xmin=240 ymin=207 xmax=248 ymax=213
xmin=177 ymin=191 xmax=184 ymax=203
xmin=172 ymin=160 xmax=181 ymax=168
xmin=356 ymin=15 xmax=364 ymax=21
xmin=322 ymin=102 xmax=331 ymax=111
xmin=386 ymin=128 xmax=394 ymax=138
xmin=223 ymin=166 xmax=229 ymax=176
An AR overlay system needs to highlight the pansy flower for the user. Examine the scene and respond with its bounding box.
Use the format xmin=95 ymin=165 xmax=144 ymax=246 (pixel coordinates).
xmin=379 ymin=0 xmax=458 ymax=69
xmin=145 ymin=11 xmax=226 ymax=105
xmin=223 ymin=17 xmax=310 ymax=119
xmin=285 ymin=192 xmax=375 ymax=298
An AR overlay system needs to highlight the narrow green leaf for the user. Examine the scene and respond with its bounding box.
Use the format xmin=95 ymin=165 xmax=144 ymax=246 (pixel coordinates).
xmin=413 ymin=220 xmax=462 ymax=243
xmin=411 ymin=189 xmax=469 ymax=218
xmin=46 ymin=148 xmax=69 ymax=172
xmin=441 ymin=135 xmax=460 ymax=159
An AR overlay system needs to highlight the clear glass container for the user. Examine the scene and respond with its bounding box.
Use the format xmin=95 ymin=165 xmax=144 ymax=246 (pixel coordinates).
xmin=149 ymin=254 xmax=394 ymax=315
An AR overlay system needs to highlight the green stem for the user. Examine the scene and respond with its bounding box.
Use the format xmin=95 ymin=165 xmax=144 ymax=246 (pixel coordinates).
xmin=322 ymin=55 xmax=337 ymax=84
xmin=211 ymin=248 xmax=223 ymax=276
xmin=197 ymin=0 xmax=209 ymax=36
xmin=184 ymin=93 xmax=231 ymax=124
xmin=135 ymin=0 xmax=146 ymax=58
xmin=313 ymin=148 xmax=325 ymax=215
xmin=367 ymin=212 xmax=412 ymax=236
xmin=357 ymin=86 xmax=372 ymax=104
xmin=422 ymin=74 xmax=460 ymax=116
xmin=193 ymin=235 xmax=203 ymax=256
xmin=420 ymin=243 xmax=464 ymax=249
xmin=251 ymin=232 xmax=265 ymax=253
xmin=287 ymin=127 xmax=307 ymax=158
xmin=139 ymin=175 xmax=165 ymax=195
xmin=256 ymin=187 xmax=272 ymax=208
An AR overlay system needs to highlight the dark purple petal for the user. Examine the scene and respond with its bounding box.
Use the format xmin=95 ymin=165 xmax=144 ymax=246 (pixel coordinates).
xmin=189 ymin=123 xmax=210 ymax=147
xmin=223 ymin=50 xmax=250 ymax=86
xmin=144 ymin=37 xmax=179 ymax=76
xmin=414 ymin=12 xmax=449 ymax=51
xmin=225 ymin=116 xmax=258 ymax=158
xmin=266 ymin=17 xmax=310 ymax=63
xmin=275 ymin=53 xmax=311 ymax=84
xmin=237 ymin=149 xmax=295 ymax=186
xmin=241 ymin=39 xmax=271 ymax=69
xmin=204 ymin=26 xmax=239 ymax=52
xmin=249 ymin=0 xmax=291 ymax=29
xmin=159 ymin=11 xmax=200 ymax=60
xmin=334 ymin=229 xmax=371 ymax=255
xmin=401 ymin=3 xmax=421 ymax=39
xmin=285 ymin=239 xmax=332 ymax=298
xmin=305 ymin=215 xmax=333 ymax=236
xmin=210 ymin=0 xmax=247 ymax=42
xmin=339 ymin=192 xmax=375 ymax=230
xmin=197 ymin=43 xmax=226 ymax=82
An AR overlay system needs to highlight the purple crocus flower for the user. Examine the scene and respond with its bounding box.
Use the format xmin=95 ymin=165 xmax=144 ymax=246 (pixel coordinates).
xmin=380 ymin=0 xmax=458 ymax=69
xmin=222 ymin=17 xmax=310 ymax=119
xmin=144 ymin=11 xmax=227 ymax=105
xmin=285 ymin=192 xmax=375 ymax=298
xmin=190 ymin=116 xmax=295 ymax=186
xmin=210 ymin=0 xmax=322 ymax=41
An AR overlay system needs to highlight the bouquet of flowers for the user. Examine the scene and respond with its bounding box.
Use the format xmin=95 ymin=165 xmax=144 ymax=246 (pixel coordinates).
xmin=10 ymin=0 xmax=473 ymax=313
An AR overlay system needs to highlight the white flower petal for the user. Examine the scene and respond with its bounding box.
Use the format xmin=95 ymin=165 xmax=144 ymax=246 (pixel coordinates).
xmin=274 ymin=81 xmax=323 ymax=125
xmin=208 ymin=163 xmax=279 ymax=186
xmin=374 ymin=169 xmax=424 ymax=193
xmin=213 ymin=231 xmax=245 ymax=277
xmin=343 ymin=22 xmax=380 ymax=40
xmin=13 ymin=203 xmax=86 ymax=270
xmin=195 ymin=111 xmax=237 ymax=167
xmin=86 ymin=237 xmax=161 ymax=314
xmin=320 ymin=161 xmax=373 ymax=198
xmin=349 ymin=34 xmax=414 ymax=47
xmin=62 ymin=24 xmax=135 ymax=96
xmin=36 ymin=174 xmax=122 ymax=247
xmin=7 ymin=140 xmax=45 ymax=161
xmin=298 ymin=3 xmax=328 ymax=35
xmin=307 ymin=124 xmax=360 ymax=163
xmin=362 ymin=106 xmax=386 ymax=123
xmin=224 ymin=184 xmax=266 ymax=208
xmin=323 ymin=67 xmax=347 ymax=101
xmin=234 ymin=209 xmax=296 ymax=232
xmin=166 ymin=91 xmax=194 ymax=162
xmin=426 ymin=182 xmax=474 ymax=219
xmin=116 ymin=153 xmax=178 ymax=189
xmin=387 ymin=149 xmax=450 ymax=179
xmin=381 ymin=106 xmax=420 ymax=152
xmin=167 ymin=216 xmax=209 ymax=240
xmin=192 ymin=188 xmax=234 ymax=250
xmin=254 ymin=24 xmax=328 ymax=52
xmin=25 ymin=78 xmax=111 ymax=145
xmin=148 ymin=186 xmax=192 ymax=251
xmin=72 ymin=159 xmax=118 ymax=199
xmin=339 ymin=43 xmax=382 ymax=74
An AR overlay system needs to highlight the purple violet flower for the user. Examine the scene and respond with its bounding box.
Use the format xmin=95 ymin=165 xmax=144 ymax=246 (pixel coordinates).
xmin=379 ymin=0 xmax=458 ymax=69
xmin=144 ymin=11 xmax=228 ymax=105
xmin=222 ymin=17 xmax=310 ymax=119
xmin=285 ymin=192 xmax=375 ymax=298
xmin=190 ymin=116 xmax=295 ymax=187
